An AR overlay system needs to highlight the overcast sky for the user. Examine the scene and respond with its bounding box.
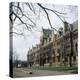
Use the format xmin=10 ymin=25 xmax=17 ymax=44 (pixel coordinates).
xmin=12 ymin=3 xmax=78 ymax=61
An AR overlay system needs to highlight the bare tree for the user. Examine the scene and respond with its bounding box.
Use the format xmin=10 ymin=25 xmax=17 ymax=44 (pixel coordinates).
xmin=9 ymin=2 xmax=66 ymax=36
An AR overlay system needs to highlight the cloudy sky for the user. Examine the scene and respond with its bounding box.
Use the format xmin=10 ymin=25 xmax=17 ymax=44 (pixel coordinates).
xmin=12 ymin=3 xmax=78 ymax=61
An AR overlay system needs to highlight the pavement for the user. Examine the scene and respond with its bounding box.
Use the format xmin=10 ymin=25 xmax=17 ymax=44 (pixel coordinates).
xmin=13 ymin=67 xmax=75 ymax=78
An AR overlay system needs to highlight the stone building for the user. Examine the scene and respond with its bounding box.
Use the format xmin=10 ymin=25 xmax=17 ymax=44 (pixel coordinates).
xmin=27 ymin=20 xmax=78 ymax=67
xmin=63 ymin=21 xmax=78 ymax=66
xmin=27 ymin=29 xmax=54 ymax=67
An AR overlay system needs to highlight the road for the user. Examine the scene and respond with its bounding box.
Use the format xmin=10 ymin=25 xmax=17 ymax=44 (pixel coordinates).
xmin=13 ymin=67 xmax=75 ymax=78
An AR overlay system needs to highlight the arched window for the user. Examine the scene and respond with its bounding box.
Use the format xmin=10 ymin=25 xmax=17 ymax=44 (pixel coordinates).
xmin=75 ymin=42 xmax=77 ymax=52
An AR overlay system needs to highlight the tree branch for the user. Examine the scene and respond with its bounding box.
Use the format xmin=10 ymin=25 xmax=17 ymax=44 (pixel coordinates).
xmin=13 ymin=2 xmax=19 ymax=21
xmin=12 ymin=3 xmax=36 ymax=27
xmin=13 ymin=12 xmax=31 ymax=31
xmin=37 ymin=3 xmax=64 ymax=22
xmin=25 ymin=3 xmax=36 ymax=14
xmin=37 ymin=3 xmax=59 ymax=33
xmin=10 ymin=31 xmax=24 ymax=36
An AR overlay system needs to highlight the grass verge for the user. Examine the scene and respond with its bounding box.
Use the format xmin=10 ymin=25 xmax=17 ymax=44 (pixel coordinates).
xmin=32 ymin=66 xmax=78 ymax=73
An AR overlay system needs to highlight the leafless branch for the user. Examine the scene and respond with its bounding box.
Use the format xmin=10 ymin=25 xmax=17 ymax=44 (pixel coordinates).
xmin=25 ymin=3 xmax=35 ymax=14
xmin=12 ymin=12 xmax=32 ymax=31
xmin=10 ymin=31 xmax=24 ymax=36
xmin=37 ymin=3 xmax=64 ymax=22
xmin=37 ymin=3 xmax=59 ymax=33
xmin=9 ymin=2 xmax=68 ymax=36
xmin=10 ymin=2 xmax=36 ymax=28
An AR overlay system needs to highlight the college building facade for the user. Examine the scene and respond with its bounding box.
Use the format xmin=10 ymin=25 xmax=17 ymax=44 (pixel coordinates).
xmin=27 ymin=20 xmax=78 ymax=67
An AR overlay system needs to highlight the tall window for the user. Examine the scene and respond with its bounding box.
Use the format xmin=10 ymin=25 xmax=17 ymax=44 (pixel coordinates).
xmin=73 ymin=56 xmax=76 ymax=62
xmin=49 ymin=38 xmax=51 ymax=42
xmin=57 ymin=49 xmax=60 ymax=53
xmin=75 ymin=43 xmax=77 ymax=52
xmin=57 ymin=56 xmax=60 ymax=62
xmin=53 ymin=57 xmax=55 ymax=63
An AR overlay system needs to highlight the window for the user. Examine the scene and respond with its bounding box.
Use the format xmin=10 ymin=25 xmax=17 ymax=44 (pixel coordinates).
xmin=46 ymin=57 xmax=49 ymax=63
xmin=53 ymin=50 xmax=55 ymax=54
xmin=49 ymin=38 xmax=51 ymax=41
xmin=75 ymin=43 xmax=78 ymax=52
xmin=57 ymin=49 xmax=60 ymax=53
xmin=73 ymin=56 xmax=76 ymax=62
xmin=74 ymin=33 xmax=78 ymax=39
xmin=57 ymin=56 xmax=60 ymax=62
xmin=57 ymin=42 xmax=60 ymax=45
xmin=65 ymin=57 xmax=68 ymax=62
xmin=53 ymin=57 xmax=55 ymax=62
